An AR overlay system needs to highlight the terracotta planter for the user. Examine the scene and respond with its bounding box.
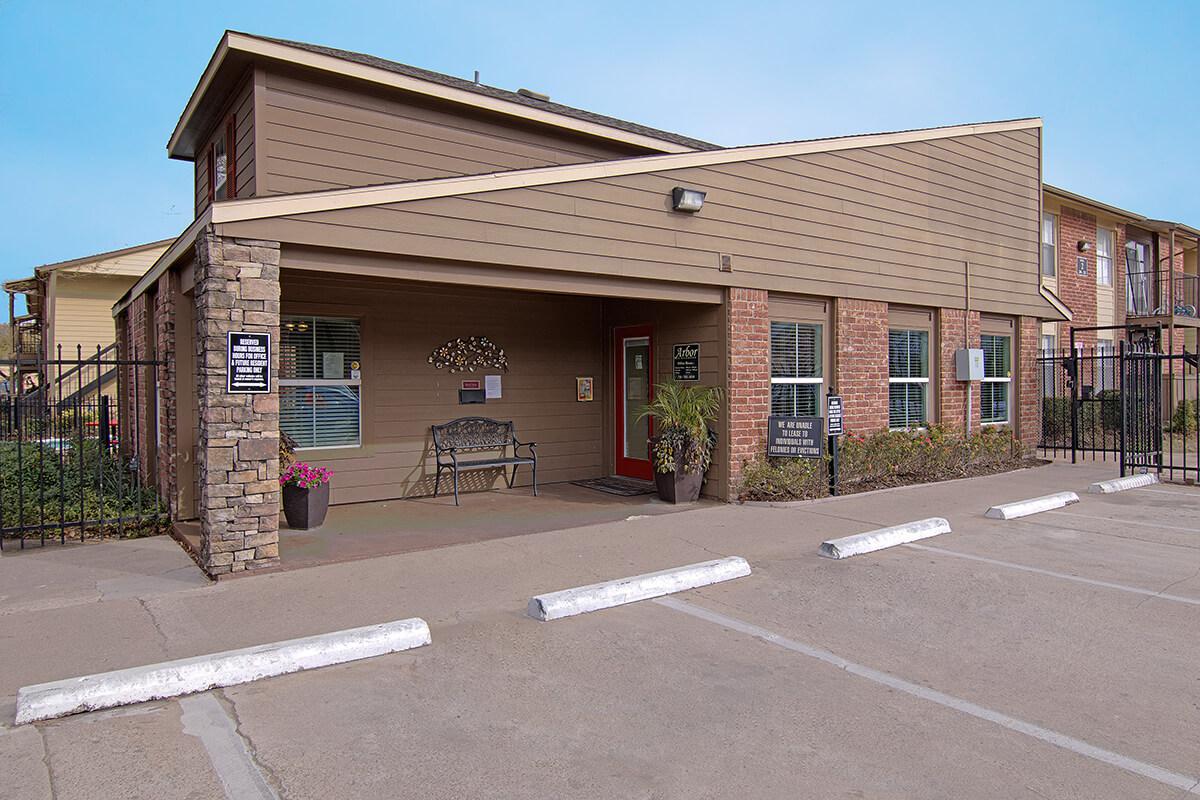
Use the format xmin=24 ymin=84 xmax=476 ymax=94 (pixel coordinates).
xmin=282 ymin=481 xmax=330 ymax=530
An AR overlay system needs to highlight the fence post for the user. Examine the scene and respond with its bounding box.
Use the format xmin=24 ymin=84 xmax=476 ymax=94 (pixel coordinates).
xmin=99 ymin=395 xmax=111 ymax=452
xmin=1070 ymin=349 xmax=1080 ymax=464
xmin=1118 ymin=340 xmax=1126 ymax=477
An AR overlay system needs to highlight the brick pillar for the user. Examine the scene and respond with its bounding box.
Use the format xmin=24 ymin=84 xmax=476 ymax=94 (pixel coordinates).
xmin=1057 ymin=207 xmax=1098 ymax=348
xmin=154 ymin=270 xmax=179 ymax=516
xmin=194 ymin=230 xmax=281 ymax=575
xmin=1017 ymin=316 xmax=1040 ymax=446
xmin=726 ymin=287 xmax=769 ymax=499
xmin=937 ymin=308 xmax=981 ymax=433
xmin=128 ymin=292 xmax=153 ymax=481
xmin=834 ymin=298 xmax=888 ymax=433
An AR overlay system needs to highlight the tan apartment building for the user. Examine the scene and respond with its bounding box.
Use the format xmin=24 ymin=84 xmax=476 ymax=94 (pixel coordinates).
xmin=4 ymin=240 xmax=172 ymax=393
xmin=113 ymin=31 xmax=1059 ymax=576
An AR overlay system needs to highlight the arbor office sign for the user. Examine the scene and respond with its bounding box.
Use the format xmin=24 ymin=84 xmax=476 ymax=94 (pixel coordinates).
xmin=672 ymin=343 xmax=700 ymax=381
xmin=767 ymin=416 xmax=824 ymax=458
xmin=227 ymin=331 xmax=271 ymax=394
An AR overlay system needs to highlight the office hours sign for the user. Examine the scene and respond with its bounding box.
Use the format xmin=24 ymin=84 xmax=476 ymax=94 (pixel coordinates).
xmin=227 ymin=331 xmax=271 ymax=394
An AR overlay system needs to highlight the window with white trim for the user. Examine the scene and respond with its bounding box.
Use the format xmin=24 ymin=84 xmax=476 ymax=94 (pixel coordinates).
xmin=888 ymin=329 xmax=929 ymax=429
xmin=1041 ymin=213 xmax=1057 ymax=278
xmin=1096 ymin=228 xmax=1114 ymax=287
xmin=1040 ymin=334 xmax=1056 ymax=355
xmin=1096 ymin=339 xmax=1116 ymax=390
xmin=280 ymin=315 xmax=362 ymax=449
xmin=981 ymin=333 xmax=1012 ymax=424
xmin=770 ymin=321 xmax=822 ymax=416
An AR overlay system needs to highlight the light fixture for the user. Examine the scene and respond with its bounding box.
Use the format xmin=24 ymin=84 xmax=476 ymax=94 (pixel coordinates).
xmin=671 ymin=187 xmax=706 ymax=213
xmin=1077 ymin=240 xmax=1092 ymax=252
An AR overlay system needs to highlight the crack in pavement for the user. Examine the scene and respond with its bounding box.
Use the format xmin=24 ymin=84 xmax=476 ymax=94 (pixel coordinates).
xmin=36 ymin=724 xmax=59 ymax=800
xmin=218 ymin=689 xmax=289 ymax=800
xmin=179 ymin=692 xmax=280 ymax=800
xmin=136 ymin=596 xmax=171 ymax=657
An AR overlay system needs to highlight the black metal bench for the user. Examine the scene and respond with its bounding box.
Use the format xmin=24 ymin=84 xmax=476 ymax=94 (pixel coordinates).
xmin=431 ymin=417 xmax=537 ymax=505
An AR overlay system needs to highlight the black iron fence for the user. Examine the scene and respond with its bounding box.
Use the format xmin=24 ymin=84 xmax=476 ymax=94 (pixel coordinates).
xmin=0 ymin=347 xmax=168 ymax=550
xmin=1038 ymin=339 xmax=1200 ymax=483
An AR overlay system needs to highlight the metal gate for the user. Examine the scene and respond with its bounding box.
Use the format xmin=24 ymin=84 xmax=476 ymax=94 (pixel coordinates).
xmin=1120 ymin=347 xmax=1199 ymax=482
xmin=0 ymin=346 xmax=168 ymax=549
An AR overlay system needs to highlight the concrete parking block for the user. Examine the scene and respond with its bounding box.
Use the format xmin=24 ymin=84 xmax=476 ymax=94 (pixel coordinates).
xmin=1090 ymin=474 xmax=1158 ymax=493
xmin=985 ymin=491 xmax=1079 ymax=520
xmin=527 ymin=557 xmax=751 ymax=621
xmin=16 ymin=618 xmax=431 ymax=724
xmin=819 ymin=517 xmax=951 ymax=559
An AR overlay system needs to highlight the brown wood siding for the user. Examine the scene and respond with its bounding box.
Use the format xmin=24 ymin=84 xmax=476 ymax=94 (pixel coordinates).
xmin=602 ymin=299 xmax=727 ymax=498
xmin=257 ymin=67 xmax=649 ymax=196
xmin=225 ymin=128 xmax=1047 ymax=318
xmin=281 ymin=271 xmax=606 ymax=504
xmin=194 ymin=72 xmax=256 ymax=216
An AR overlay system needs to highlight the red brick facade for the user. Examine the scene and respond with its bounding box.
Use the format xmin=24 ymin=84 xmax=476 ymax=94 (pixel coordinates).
xmin=833 ymin=299 xmax=889 ymax=432
xmin=936 ymin=308 xmax=981 ymax=433
xmin=1017 ymin=316 xmax=1040 ymax=444
xmin=1054 ymin=206 xmax=1098 ymax=347
xmin=153 ymin=270 xmax=180 ymax=517
xmin=725 ymin=287 xmax=769 ymax=498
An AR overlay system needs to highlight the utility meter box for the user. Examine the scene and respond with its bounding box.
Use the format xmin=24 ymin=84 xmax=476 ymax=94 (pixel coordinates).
xmin=955 ymin=348 xmax=984 ymax=381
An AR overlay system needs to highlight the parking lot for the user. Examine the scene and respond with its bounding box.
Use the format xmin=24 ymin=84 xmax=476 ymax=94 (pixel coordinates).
xmin=2 ymin=460 xmax=1198 ymax=799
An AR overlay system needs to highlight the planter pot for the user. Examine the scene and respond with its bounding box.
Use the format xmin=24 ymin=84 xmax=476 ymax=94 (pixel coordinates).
xmin=282 ymin=481 xmax=330 ymax=530
xmin=654 ymin=466 xmax=704 ymax=504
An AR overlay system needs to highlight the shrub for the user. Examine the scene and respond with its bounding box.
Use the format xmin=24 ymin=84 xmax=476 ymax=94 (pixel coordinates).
xmin=1169 ymin=400 xmax=1200 ymax=434
xmin=0 ymin=440 xmax=167 ymax=539
xmin=739 ymin=424 xmax=1031 ymax=502
xmin=639 ymin=382 xmax=722 ymax=475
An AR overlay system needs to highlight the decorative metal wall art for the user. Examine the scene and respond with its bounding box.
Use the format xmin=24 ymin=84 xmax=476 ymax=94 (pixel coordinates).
xmin=428 ymin=336 xmax=509 ymax=373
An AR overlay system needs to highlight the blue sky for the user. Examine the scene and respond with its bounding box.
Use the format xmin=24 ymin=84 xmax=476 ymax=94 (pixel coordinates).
xmin=2 ymin=0 xmax=1198 ymax=294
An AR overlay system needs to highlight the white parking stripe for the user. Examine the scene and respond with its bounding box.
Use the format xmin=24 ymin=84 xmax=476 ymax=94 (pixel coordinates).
xmin=1136 ymin=487 xmax=1200 ymax=497
xmin=904 ymin=544 xmax=1200 ymax=606
xmin=179 ymin=693 xmax=279 ymax=800
xmin=1046 ymin=510 xmax=1200 ymax=534
xmin=655 ymin=596 xmax=1200 ymax=795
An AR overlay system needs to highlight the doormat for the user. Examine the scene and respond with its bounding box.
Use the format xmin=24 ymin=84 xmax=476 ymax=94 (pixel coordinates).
xmin=570 ymin=476 xmax=656 ymax=497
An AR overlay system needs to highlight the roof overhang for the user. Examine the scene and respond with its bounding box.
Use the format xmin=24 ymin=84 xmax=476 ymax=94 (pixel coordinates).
xmin=1039 ymin=284 xmax=1072 ymax=321
xmin=1042 ymin=184 xmax=1144 ymax=224
xmin=210 ymin=117 xmax=1042 ymax=224
xmin=168 ymin=32 xmax=700 ymax=161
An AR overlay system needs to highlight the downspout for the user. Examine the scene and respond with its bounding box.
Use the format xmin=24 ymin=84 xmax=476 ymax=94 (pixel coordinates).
xmin=965 ymin=260 xmax=971 ymax=435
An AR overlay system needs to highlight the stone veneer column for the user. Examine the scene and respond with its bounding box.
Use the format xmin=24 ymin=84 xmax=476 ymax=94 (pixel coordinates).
xmin=725 ymin=288 xmax=769 ymax=500
xmin=194 ymin=229 xmax=281 ymax=575
xmin=834 ymin=299 xmax=889 ymax=433
xmin=937 ymin=308 xmax=981 ymax=433
xmin=153 ymin=270 xmax=178 ymax=515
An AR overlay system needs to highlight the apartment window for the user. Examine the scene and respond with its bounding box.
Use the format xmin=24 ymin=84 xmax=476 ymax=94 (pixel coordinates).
xmin=770 ymin=321 xmax=822 ymax=416
xmin=280 ymin=316 xmax=362 ymax=449
xmin=981 ymin=334 xmax=1012 ymax=424
xmin=1126 ymin=240 xmax=1151 ymax=315
xmin=1041 ymin=334 xmax=1056 ymax=355
xmin=1041 ymin=213 xmax=1057 ymax=277
xmin=1096 ymin=228 xmax=1114 ymax=287
xmin=209 ymin=116 xmax=237 ymax=202
xmin=1096 ymin=339 xmax=1117 ymax=390
xmin=888 ymin=329 xmax=929 ymax=429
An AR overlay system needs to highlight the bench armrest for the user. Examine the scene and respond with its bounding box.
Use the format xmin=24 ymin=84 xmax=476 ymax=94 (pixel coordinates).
xmin=513 ymin=439 xmax=537 ymax=457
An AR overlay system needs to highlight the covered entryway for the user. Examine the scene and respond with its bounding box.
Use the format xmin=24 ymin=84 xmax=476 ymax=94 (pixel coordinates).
xmin=614 ymin=324 xmax=654 ymax=480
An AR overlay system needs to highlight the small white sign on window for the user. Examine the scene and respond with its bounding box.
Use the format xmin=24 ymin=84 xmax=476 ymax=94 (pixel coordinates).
xmin=485 ymin=374 xmax=502 ymax=399
xmin=323 ymin=352 xmax=344 ymax=380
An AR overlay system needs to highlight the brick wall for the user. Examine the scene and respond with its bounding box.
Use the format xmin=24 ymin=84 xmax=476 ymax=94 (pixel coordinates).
xmin=194 ymin=230 xmax=281 ymax=575
xmin=1055 ymin=206 xmax=1098 ymax=347
xmin=126 ymin=292 xmax=156 ymax=483
xmin=1017 ymin=316 xmax=1039 ymax=445
xmin=726 ymin=287 xmax=769 ymax=498
xmin=834 ymin=299 xmax=888 ymax=432
xmin=937 ymin=308 xmax=981 ymax=432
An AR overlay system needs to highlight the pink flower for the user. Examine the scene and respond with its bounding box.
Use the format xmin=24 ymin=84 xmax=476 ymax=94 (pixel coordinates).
xmin=280 ymin=462 xmax=333 ymax=489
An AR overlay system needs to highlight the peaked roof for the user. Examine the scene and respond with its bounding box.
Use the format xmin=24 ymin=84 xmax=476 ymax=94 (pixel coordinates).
xmin=168 ymin=31 xmax=716 ymax=159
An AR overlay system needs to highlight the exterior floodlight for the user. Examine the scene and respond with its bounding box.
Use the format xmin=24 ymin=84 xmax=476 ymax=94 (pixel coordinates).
xmin=671 ymin=187 xmax=706 ymax=213
xmin=1077 ymin=240 xmax=1092 ymax=252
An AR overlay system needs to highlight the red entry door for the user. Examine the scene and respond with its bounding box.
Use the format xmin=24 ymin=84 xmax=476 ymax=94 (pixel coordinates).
xmin=614 ymin=325 xmax=653 ymax=480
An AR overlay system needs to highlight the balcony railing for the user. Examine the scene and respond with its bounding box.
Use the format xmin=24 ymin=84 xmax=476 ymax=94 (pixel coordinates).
xmin=12 ymin=315 xmax=42 ymax=357
xmin=1126 ymin=270 xmax=1200 ymax=319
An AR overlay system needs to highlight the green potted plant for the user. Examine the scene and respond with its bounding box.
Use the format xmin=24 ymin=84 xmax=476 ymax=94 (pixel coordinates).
xmin=640 ymin=382 xmax=722 ymax=503
xmin=280 ymin=461 xmax=333 ymax=529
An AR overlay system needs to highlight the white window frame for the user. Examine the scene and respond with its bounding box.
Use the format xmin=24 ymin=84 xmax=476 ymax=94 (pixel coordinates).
xmin=888 ymin=328 xmax=930 ymax=430
xmin=1042 ymin=213 xmax=1058 ymax=278
xmin=279 ymin=315 xmax=363 ymax=450
xmin=769 ymin=321 xmax=822 ymax=417
xmin=1096 ymin=227 xmax=1114 ymax=287
xmin=1040 ymin=334 xmax=1056 ymax=355
xmin=981 ymin=333 xmax=1012 ymax=425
